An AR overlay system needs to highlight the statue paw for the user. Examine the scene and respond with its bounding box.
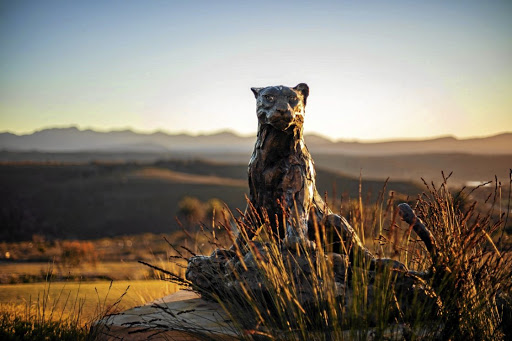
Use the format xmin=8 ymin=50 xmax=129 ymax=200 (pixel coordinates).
xmin=371 ymin=258 xmax=408 ymax=272
xmin=284 ymin=235 xmax=316 ymax=251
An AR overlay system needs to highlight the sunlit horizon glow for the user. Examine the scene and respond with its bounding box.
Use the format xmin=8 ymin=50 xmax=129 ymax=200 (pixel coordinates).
xmin=4 ymin=123 xmax=511 ymax=145
xmin=1 ymin=1 xmax=511 ymax=141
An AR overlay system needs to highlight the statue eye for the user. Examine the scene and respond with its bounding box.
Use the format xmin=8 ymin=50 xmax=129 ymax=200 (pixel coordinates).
xmin=288 ymin=96 xmax=298 ymax=102
xmin=264 ymin=95 xmax=274 ymax=102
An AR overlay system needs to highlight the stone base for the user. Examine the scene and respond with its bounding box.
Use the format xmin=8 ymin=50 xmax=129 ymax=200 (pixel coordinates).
xmin=94 ymin=289 xmax=438 ymax=340
xmin=95 ymin=290 xmax=238 ymax=340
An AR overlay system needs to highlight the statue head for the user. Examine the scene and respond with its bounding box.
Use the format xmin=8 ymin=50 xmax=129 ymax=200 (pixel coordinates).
xmin=251 ymin=83 xmax=309 ymax=132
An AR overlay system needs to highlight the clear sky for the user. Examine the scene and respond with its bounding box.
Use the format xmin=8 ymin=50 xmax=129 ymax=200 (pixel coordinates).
xmin=1 ymin=0 xmax=511 ymax=141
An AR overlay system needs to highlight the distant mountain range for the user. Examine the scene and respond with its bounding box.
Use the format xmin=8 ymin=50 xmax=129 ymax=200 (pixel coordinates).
xmin=1 ymin=127 xmax=511 ymax=155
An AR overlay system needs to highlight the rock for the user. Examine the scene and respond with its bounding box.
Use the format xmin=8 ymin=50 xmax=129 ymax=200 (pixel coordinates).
xmin=94 ymin=290 xmax=237 ymax=340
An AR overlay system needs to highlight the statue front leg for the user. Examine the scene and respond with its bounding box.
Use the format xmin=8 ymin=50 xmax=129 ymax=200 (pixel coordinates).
xmin=277 ymin=164 xmax=316 ymax=249
xmin=285 ymin=216 xmax=316 ymax=250
xmin=322 ymin=213 xmax=407 ymax=271
xmin=322 ymin=214 xmax=374 ymax=263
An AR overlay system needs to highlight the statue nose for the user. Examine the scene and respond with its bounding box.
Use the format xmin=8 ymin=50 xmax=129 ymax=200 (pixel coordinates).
xmin=276 ymin=103 xmax=290 ymax=115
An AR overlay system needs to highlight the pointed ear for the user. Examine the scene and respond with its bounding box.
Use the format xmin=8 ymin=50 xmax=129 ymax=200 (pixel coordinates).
xmin=293 ymin=83 xmax=309 ymax=106
xmin=251 ymin=87 xmax=263 ymax=98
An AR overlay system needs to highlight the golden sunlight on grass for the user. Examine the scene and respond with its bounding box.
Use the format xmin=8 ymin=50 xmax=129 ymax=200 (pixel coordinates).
xmin=0 ymin=280 xmax=179 ymax=324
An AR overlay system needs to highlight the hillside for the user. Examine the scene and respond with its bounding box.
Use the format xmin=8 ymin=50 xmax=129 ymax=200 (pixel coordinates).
xmin=0 ymin=127 xmax=255 ymax=153
xmin=1 ymin=127 xmax=511 ymax=155
xmin=2 ymin=128 xmax=509 ymax=240
xmin=312 ymin=153 xmax=512 ymax=187
xmin=2 ymin=150 xmax=510 ymax=187
xmin=0 ymin=160 xmax=422 ymax=240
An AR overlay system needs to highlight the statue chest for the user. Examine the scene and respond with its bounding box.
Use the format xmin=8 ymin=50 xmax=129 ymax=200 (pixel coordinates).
xmin=248 ymin=150 xmax=314 ymax=206
xmin=250 ymin=150 xmax=297 ymax=180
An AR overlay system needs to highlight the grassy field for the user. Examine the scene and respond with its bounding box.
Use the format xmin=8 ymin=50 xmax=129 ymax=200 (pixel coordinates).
xmin=0 ymin=261 xmax=158 ymax=284
xmin=0 ymin=279 xmax=179 ymax=322
xmin=0 ymin=279 xmax=181 ymax=340
xmin=0 ymin=238 xmax=191 ymax=339
xmin=0 ymin=177 xmax=509 ymax=339
xmin=0 ymin=231 xmax=193 ymax=262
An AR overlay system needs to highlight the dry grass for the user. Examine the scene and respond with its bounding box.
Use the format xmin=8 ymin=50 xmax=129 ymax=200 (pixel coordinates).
xmin=148 ymin=175 xmax=512 ymax=340
xmin=0 ymin=252 xmax=186 ymax=339
xmin=0 ymin=278 xmax=122 ymax=340
xmin=0 ymin=279 xmax=178 ymax=322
